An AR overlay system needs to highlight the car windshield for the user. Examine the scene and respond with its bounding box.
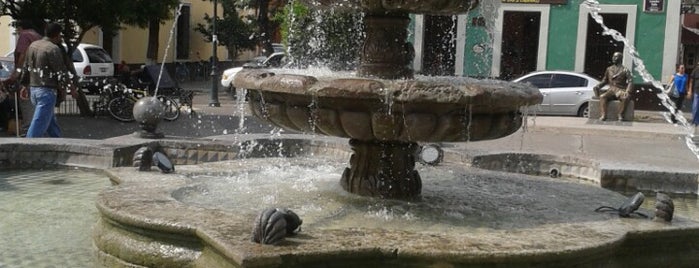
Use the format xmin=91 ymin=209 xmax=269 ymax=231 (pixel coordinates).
xmin=264 ymin=54 xmax=286 ymax=67
xmin=85 ymin=48 xmax=113 ymax=63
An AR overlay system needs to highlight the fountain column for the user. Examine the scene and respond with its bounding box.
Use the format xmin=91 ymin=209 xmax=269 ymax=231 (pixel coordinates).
xmin=357 ymin=13 xmax=414 ymax=79
xmin=345 ymin=12 xmax=423 ymax=199
xmin=341 ymin=139 xmax=421 ymax=199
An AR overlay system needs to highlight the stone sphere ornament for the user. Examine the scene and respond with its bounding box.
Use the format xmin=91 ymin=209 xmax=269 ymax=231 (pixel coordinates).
xmin=653 ymin=192 xmax=674 ymax=222
xmin=132 ymin=146 xmax=154 ymax=171
xmin=251 ymin=208 xmax=303 ymax=245
xmin=133 ymin=96 xmax=165 ymax=139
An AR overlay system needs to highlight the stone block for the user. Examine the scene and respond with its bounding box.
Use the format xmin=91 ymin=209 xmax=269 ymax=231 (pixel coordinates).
xmin=588 ymin=99 xmax=635 ymax=121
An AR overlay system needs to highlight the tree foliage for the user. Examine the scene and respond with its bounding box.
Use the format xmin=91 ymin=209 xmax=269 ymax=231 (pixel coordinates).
xmin=0 ymin=0 xmax=179 ymax=61
xmin=1 ymin=0 xmax=180 ymax=114
xmin=235 ymin=0 xmax=285 ymax=56
xmin=278 ymin=2 xmax=364 ymax=70
xmin=195 ymin=0 xmax=256 ymax=60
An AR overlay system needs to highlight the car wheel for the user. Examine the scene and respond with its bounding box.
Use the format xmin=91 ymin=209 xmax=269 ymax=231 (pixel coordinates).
xmin=577 ymin=103 xmax=589 ymax=118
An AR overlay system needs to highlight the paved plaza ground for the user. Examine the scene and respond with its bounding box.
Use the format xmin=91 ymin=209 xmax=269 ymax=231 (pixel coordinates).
xmin=2 ymin=80 xmax=699 ymax=175
xmin=3 ymin=80 xmax=699 ymax=267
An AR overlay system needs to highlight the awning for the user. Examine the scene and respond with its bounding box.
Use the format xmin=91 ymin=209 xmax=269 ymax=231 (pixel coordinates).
xmin=682 ymin=25 xmax=699 ymax=45
xmin=683 ymin=14 xmax=699 ymax=45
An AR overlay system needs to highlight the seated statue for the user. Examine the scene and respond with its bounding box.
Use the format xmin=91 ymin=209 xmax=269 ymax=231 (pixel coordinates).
xmin=593 ymin=52 xmax=633 ymax=121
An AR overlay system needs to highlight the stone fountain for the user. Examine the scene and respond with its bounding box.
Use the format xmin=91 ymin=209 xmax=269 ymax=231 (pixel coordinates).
xmin=87 ymin=1 xmax=699 ymax=267
xmin=234 ymin=0 xmax=541 ymax=199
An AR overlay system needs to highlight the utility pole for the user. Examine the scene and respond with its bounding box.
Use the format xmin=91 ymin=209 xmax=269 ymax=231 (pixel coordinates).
xmin=209 ymin=0 xmax=221 ymax=107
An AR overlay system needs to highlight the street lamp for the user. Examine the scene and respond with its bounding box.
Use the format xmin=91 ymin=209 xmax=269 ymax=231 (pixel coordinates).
xmin=209 ymin=0 xmax=221 ymax=107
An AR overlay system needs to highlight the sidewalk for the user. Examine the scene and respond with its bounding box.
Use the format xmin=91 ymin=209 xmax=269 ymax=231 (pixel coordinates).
xmin=3 ymin=80 xmax=698 ymax=172
xmin=457 ymin=116 xmax=699 ymax=174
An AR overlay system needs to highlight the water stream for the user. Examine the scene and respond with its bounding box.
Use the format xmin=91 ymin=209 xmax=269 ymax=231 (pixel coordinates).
xmin=153 ymin=4 xmax=184 ymax=97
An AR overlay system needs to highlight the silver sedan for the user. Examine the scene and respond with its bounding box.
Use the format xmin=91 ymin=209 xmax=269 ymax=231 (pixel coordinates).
xmin=514 ymin=70 xmax=599 ymax=117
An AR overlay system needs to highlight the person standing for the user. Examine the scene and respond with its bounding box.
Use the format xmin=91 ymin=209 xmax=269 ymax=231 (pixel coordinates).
xmin=5 ymin=19 xmax=42 ymax=136
xmin=19 ymin=23 xmax=73 ymax=138
xmin=668 ymin=64 xmax=689 ymax=124
xmin=690 ymin=63 xmax=699 ymax=135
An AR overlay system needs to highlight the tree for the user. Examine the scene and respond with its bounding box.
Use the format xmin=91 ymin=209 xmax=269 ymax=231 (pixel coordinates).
xmin=235 ymin=0 xmax=286 ymax=56
xmin=118 ymin=0 xmax=181 ymax=64
xmin=195 ymin=0 xmax=257 ymax=60
xmin=1 ymin=0 xmax=180 ymax=115
xmin=1 ymin=0 xmax=180 ymax=64
xmin=278 ymin=2 xmax=363 ymax=70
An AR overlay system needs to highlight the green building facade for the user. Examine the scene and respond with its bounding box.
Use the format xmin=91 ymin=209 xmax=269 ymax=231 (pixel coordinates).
xmin=412 ymin=0 xmax=681 ymax=83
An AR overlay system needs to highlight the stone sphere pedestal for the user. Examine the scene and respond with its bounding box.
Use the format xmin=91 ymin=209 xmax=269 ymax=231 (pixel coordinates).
xmin=588 ymin=99 xmax=635 ymax=121
xmin=133 ymin=96 xmax=165 ymax=139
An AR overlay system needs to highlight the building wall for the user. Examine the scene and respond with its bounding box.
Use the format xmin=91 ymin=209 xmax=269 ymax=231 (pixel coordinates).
xmin=0 ymin=0 xmax=229 ymax=65
xmin=408 ymin=0 xmax=679 ymax=83
xmin=116 ymin=1 xmax=227 ymax=65
xmin=527 ymin=0 xmax=674 ymax=82
xmin=0 ymin=16 xmax=14 ymax=56
xmin=463 ymin=12 xmax=493 ymax=78
xmin=547 ymin=4 xmax=579 ymax=71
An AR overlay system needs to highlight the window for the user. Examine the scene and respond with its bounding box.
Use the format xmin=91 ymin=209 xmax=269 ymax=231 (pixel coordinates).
xmin=551 ymin=74 xmax=587 ymax=87
xmin=521 ymin=74 xmax=552 ymax=88
xmin=71 ymin=50 xmax=83 ymax=63
xmin=176 ymin=5 xmax=191 ymax=60
xmin=85 ymin=48 xmax=113 ymax=63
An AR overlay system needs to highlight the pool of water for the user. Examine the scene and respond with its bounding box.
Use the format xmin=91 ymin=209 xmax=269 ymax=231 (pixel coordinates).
xmin=0 ymin=169 xmax=111 ymax=268
xmin=2 ymin=162 xmax=697 ymax=267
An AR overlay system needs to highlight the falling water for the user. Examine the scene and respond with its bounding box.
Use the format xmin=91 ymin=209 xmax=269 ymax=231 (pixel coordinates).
xmin=583 ymin=0 xmax=699 ymax=160
xmin=382 ymin=87 xmax=394 ymax=115
xmin=234 ymin=89 xmax=247 ymax=135
xmin=307 ymin=91 xmax=319 ymax=134
xmin=153 ymin=4 xmax=184 ymax=97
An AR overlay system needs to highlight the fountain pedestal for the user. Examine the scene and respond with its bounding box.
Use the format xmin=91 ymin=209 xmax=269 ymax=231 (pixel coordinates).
xmin=237 ymin=70 xmax=541 ymax=200
xmin=341 ymin=139 xmax=421 ymax=199
xmin=233 ymin=1 xmax=541 ymax=200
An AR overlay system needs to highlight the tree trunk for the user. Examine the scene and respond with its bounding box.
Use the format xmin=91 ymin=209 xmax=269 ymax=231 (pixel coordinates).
xmin=257 ymin=0 xmax=273 ymax=56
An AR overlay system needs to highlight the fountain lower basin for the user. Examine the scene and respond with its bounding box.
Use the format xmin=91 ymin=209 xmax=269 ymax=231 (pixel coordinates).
xmin=94 ymin=140 xmax=699 ymax=267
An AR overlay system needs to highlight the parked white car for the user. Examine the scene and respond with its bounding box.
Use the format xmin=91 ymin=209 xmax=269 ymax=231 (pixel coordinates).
xmin=221 ymin=52 xmax=286 ymax=92
xmin=66 ymin=43 xmax=114 ymax=93
xmin=514 ymin=70 xmax=599 ymax=118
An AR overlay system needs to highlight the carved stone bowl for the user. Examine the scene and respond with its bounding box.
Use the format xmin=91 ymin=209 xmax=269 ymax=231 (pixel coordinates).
xmin=234 ymin=69 xmax=542 ymax=143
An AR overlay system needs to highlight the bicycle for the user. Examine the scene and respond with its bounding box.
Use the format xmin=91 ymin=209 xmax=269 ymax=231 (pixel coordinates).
xmin=105 ymin=84 xmax=181 ymax=122
xmin=194 ymin=60 xmax=209 ymax=81
xmin=175 ymin=62 xmax=190 ymax=83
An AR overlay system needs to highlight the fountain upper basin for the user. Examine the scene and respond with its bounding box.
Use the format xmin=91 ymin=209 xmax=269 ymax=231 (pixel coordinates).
xmin=234 ymin=69 xmax=542 ymax=142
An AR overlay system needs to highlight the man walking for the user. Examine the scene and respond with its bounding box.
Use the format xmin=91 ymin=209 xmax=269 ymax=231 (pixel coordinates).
xmin=19 ymin=23 xmax=73 ymax=138
xmin=6 ymin=19 xmax=42 ymax=136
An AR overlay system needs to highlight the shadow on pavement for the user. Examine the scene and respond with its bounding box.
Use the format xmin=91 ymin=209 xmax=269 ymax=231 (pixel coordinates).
xmin=55 ymin=112 xmax=276 ymax=140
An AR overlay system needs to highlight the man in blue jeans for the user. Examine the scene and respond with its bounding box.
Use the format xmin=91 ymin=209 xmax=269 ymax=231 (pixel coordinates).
xmin=19 ymin=23 xmax=73 ymax=138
